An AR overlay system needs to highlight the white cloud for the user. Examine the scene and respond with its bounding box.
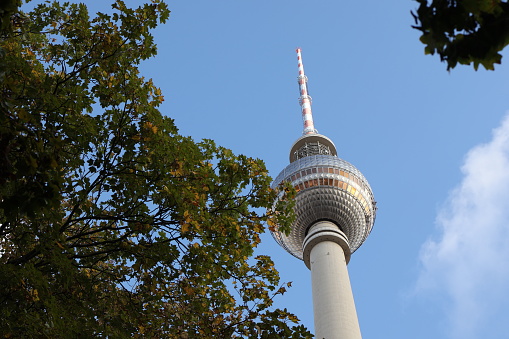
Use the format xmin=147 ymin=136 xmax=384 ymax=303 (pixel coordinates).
xmin=416 ymin=113 xmax=509 ymax=339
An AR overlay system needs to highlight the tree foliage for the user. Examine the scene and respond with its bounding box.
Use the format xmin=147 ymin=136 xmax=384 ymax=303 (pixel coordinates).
xmin=0 ymin=1 xmax=311 ymax=337
xmin=412 ymin=0 xmax=509 ymax=70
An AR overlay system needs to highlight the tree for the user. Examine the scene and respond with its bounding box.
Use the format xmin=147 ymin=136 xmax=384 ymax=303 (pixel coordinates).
xmin=0 ymin=1 xmax=311 ymax=337
xmin=412 ymin=0 xmax=509 ymax=70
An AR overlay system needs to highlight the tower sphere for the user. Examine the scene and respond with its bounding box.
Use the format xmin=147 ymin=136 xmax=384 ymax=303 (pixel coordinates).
xmin=271 ymin=133 xmax=376 ymax=261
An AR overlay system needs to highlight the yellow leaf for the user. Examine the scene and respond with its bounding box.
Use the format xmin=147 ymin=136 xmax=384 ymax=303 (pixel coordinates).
xmin=144 ymin=121 xmax=153 ymax=130
xmin=31 ymin=289 xmax=39 ymax=302
xmin=183 ymin=210 xmax=191 ymax=223
xmin=183 ymin=286 xmax=194 ymax=295
xmin=181 ymin=222 xmax=189 ymax=233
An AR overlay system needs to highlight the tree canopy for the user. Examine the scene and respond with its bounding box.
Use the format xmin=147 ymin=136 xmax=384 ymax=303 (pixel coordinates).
xmin=0 ymin=1 xmax=311 ymax=337
xmin=412 ymin=0 xmax=509 ymax=70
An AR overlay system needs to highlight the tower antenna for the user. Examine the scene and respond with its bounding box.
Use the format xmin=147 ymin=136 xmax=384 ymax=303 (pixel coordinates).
xmin=296 ymin=48 xmax=317 ymax=135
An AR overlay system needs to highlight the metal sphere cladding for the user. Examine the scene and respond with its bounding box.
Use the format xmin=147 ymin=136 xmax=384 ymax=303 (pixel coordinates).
xmin=271 ymin=134 xmax=377 ymax=260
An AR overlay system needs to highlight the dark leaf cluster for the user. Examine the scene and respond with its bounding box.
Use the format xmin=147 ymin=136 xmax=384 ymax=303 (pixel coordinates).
xmin=412 ymin=0 xmax=509 ymax=70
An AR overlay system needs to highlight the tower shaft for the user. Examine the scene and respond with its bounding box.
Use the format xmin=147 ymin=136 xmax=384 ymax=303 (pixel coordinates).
xmin=305 ymin=221 xmax=362 ymax=339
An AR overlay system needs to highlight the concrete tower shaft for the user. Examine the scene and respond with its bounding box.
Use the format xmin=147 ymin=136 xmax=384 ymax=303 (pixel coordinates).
xmin=304 ymin=221 xmax=362 ymax=338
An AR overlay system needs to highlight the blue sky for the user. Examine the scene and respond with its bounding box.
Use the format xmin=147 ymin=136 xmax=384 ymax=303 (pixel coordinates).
xmin=31 ymin=0 xmax=509 ymax=337
xmin=140 ymin=1 xmax=509 ymax=338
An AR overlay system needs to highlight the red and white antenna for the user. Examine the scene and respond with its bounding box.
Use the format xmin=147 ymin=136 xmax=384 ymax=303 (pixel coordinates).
xmin=296 ymin=48 xmax=317 ymax=135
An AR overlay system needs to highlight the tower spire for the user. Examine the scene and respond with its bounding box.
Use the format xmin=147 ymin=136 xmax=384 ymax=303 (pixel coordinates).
xmin=296 ymin=48 xmax=317 ymax=135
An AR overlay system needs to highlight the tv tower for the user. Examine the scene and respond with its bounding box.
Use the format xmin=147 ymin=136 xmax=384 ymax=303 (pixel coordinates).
xmin=271 ymin=49 xmax=377 ymax=339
